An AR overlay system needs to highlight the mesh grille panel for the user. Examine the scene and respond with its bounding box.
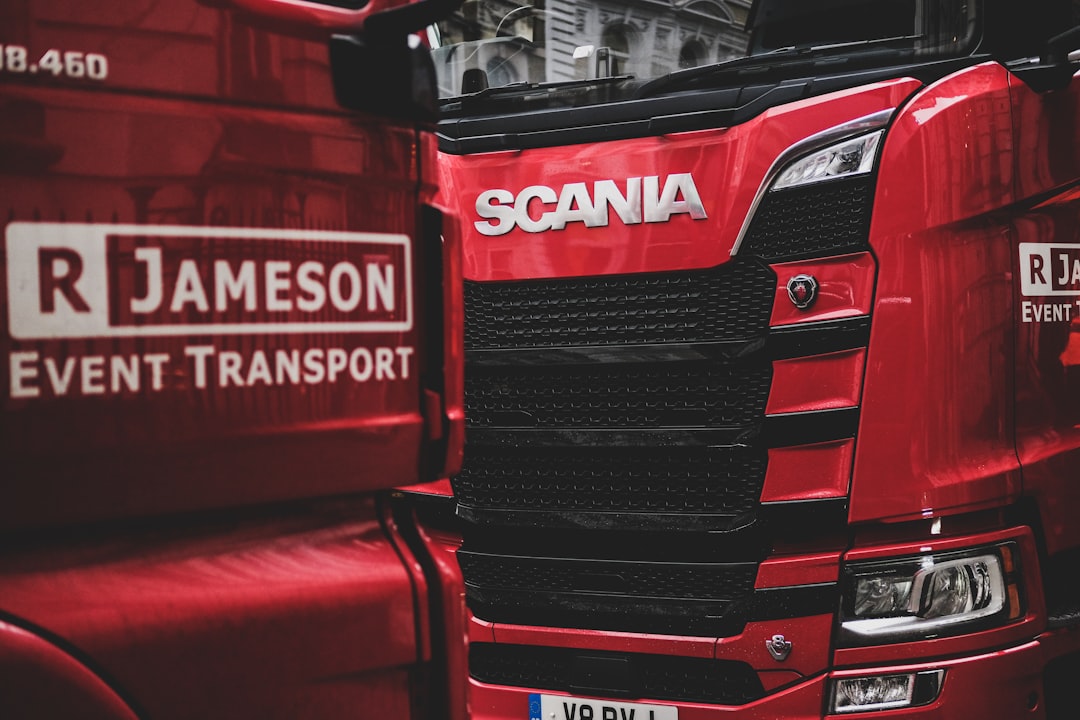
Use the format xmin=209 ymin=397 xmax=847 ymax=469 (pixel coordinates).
xmin=464 ymin=261 xmax=775 ymax=350
xmin=458 ymin=552 xmax=757 ymax=600
xmin=741 ymin=176 xmax=874 ymax=261
xmin=470 ymin=643 xmax=766 ymax=705
xmin=453 ymin=445 xmax=766 ymax=515
xmin=466 ymin=362 xmax=771 ymax=429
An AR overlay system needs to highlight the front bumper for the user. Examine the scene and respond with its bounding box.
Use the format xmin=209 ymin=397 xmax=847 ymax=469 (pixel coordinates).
xmin=470 ymin=639 xmax=1045 ymax=719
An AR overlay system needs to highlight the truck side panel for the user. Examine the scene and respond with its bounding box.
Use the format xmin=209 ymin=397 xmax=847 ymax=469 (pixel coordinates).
xmin=852 ymin=62 xmax=1021 ymax=523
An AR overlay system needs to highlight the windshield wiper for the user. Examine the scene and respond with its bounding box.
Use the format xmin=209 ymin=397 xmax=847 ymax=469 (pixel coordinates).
xmin=637 ymin=34 xmax=920 ymax=98
xmin=440 ymin=75 xmax=633 ymax=105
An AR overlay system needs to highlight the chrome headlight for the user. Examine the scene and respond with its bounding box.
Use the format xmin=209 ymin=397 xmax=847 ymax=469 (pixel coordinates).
xmin=771 ymin=130 xmax=883 ymax=191
xmin=839 ymin=543 xmax=1022 ymax=646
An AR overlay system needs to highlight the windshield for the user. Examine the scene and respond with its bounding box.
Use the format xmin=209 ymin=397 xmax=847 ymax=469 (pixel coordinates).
xmin=429 ymin=0 xmax=980 ymax=99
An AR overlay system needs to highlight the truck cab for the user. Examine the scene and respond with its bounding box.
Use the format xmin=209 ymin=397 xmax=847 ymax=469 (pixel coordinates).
xmin=424 ymin=0 xmax=1080 ymax=717
xmin=0 ymin=0 xmax=464 ymax=716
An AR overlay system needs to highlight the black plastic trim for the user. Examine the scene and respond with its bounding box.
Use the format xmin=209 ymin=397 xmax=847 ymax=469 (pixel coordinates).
xmin=456 ymin=504 xmax=758 ymax=534
xmin=464 ymin=585 xmax=748 ymax=637
xmin=1045 ymin=546 xmax=1080 ymax=629
xmin=462 ymin=580 xmax=840 ymax=637
xmin=464 ymin=427 xmax=761 ymax=448
xmin=466 ymin=339 xmax=765 ymax=367
xmin=764 ymin=407 xmax=859 ymax=447
xmin=767 ymin=317 xmax=871 ymax=360
xmin=396 ymin=488 xmax=458 ymax=530
xmin=456 ymin=495 xmax=848 ymax=539
xmin=465 ymin=315 xmax=871 ymax=368
xmin=465 ymin=406 xmax=858 ymax=449
xmin=749 ymin=582 xmax=839 ymax=621
xmin=469 ymin=642 xmax=765 ymax=705
xmin=438 ymin=58 xmax=983 ymax=154
xmin=759 ymin=498 xmax=849 ymax=535
xmin=438 ymin=84 xmax=802 ymax=154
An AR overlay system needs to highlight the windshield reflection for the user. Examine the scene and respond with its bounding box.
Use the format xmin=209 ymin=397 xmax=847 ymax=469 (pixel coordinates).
xmin=431 ymin=0 xmax=753 ymax=97
xmin=430 ymin=0 xmax=979 ymax=100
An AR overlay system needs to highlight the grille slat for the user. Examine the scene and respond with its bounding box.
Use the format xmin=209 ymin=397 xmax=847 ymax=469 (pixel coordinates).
xmin=470 ymin=643 xmax=766 ymax=706
xmin=466 ymin=362 xmax=771 ymax=429
xmin=458 ymin=551 xmax=757 ymax=600
xmin=453 ymin=446 xmax=765 ymax=517
xmin=458 ymin=550 xmax=758 ymax=636
xmin=465 ymin=261 xmax=774 ymax=351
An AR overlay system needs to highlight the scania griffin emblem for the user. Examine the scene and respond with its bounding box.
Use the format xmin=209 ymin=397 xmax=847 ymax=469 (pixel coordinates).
xmin=786 ymin=274 xmax=819 ymax=310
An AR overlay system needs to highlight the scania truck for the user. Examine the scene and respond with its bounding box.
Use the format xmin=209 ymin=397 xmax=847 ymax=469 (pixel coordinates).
xmin=0 ymin=0 xmax=465 ymax=716
xmin=422 ymin=0 xmax=1080 ymax=717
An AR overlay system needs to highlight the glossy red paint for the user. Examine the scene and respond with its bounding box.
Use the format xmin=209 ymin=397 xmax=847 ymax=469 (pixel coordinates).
xmin=489 ymin=622 xmax=717 ymax=660
xmin=0 ymin=621 xmax=138 ymax=720
xmin=421 ymin=129 xmax=467 ymax=480
xmin=485 ymin=614 xmax=833 ymax=678
xmin=435 ymin=31 xmax=1080 ymax=720
xmin=766 ymin=350 xmax=865 ymax=416
xmin=470 ymin=614 xmax=497 ymax=644
xmin=715 ymin=615 xmax=833 ymax=677
xmin=761 ymin=440 xmax=855 ymax=502
xmin=1 ymin=97 xmax=430 ymax=530
xmin=852 ymin=62 xmax=1022 ymax=524
xmin=2 ymin=0 xmax=463 ymax=718
xmin=440 ymin=80 xmax=921 ymax=282
xmin=225 ymin=0 xmax=425 ymax=34
xmin=413 ymin=518 xmax=470 ymax=720
xmin=0 ymin=500 xmax=427 ymax=719
xmin=769 ymin=253 xmax=876 ymax=327
xmin=1010 ymin=70 xmax=1080 ymax=557
xmin=1 ymin=0 xmax=460 ymax=528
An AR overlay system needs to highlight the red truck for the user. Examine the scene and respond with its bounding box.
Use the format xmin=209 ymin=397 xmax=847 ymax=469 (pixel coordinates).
xmin=0 ymin=0 xmax=465 ymax=717
xmin=422 ymin=0 xmax=1080 ymax=717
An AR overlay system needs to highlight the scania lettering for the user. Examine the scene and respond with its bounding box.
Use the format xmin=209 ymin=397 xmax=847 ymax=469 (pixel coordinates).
xmin=474 ymin=173 xmax=708 ymax=235
xmin=0 ymin=0 xmax=466 ymax=717
xmin=421 ymin=0 xmax=1080 ymax=718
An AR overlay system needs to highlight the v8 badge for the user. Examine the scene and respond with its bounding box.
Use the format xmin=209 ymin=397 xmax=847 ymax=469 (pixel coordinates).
xmin=767 ymin=634 xmax=792 ymax=662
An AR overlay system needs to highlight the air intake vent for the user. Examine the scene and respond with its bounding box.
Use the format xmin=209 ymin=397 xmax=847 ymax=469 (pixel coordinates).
xmin=470 ymin=643 xmax=766 ymax=705
xmin=466 ymin=361 xmax=772 ymax=429
xmin=458 ymin=549 xmax=758 ymax=636
xmin=464 ymin=261 xmax=775 ymax=351
xmin=741 ymin=175 xmax=873 ymax=261
xmin=453 ymin=445 xmax=766 ymax=532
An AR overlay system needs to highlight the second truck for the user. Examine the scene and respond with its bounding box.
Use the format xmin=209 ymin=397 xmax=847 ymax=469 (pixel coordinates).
xmin=420 ymin=0 xmax=1080 ymax=718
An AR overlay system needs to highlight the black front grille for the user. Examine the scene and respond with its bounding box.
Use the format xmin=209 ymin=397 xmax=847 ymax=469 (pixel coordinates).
xmin=453 ymin=445 xmax=766 ymax=532
xmin=455 ymin=248 xmax=863 ymax=641
xmin=459 ymin=551 xmax=757 ymax=600
xmin=458 ymin=550 xmax=758 ymax=636
xmin=741 ymin=175 xmax=874 ymax=261
xmin=466 ymin=362 xmax=772 ymax=429
xmin=464 ymin=261 xmax=775 ymax=351
xmin=457 ymin=263 xmax=776 ymax=635
xmin=470 ymin=643 xmax=766 ymax=706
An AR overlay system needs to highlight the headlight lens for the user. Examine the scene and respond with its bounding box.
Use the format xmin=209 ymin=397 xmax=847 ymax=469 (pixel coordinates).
xmin=839 ymin=543 xmax=1021 ymax=645
xmin=831 ymin=670 xmax=945 ymax=714
xmin=771 ymin=130 xmax=883 ymax=191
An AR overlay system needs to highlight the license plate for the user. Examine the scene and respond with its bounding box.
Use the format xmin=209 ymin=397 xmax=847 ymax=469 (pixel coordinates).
xmin=529 ymin=693 xmax=678 ymax=720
